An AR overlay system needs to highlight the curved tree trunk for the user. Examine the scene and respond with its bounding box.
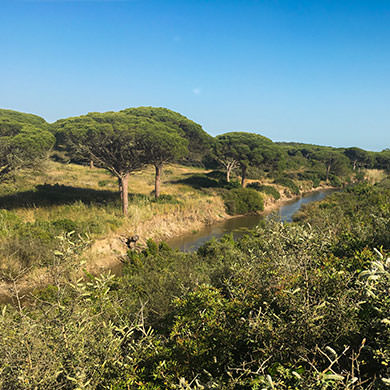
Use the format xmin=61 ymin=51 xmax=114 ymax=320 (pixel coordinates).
xmin=119 ymin=174 xmax=129 ymax=216
xmin=155 ymin=164 xmax=162 ymax=199
xmin=241 ymin=165 xmax=247 ymax=187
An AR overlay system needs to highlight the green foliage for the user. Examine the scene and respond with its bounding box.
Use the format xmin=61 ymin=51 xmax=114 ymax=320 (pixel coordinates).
xmin=247 ymin=182 xmax=281 ymax=199
xmin=222 ymin=187 xmax=264 ymax=215
xmin=2 ymin=183 xmax=390 ymax=388
xmin=297 ymin=170 xmax=324 ymax=187
xmin=121 ymin=106 xmax=212 ymax=163
xmin=0 ymin=111 xmax=55 ymax=181
xmin=329 ymin=174 xmax=342 ymax=187
xmin=213 ymin=132 xmax=283 ymax=185
xmin=274 ymin=177 xmax=300 ymax=195
xmin=0 ymin=109 xmax=49 ymax=130
xmin=150 ymin=194 xmax=181 ymax=204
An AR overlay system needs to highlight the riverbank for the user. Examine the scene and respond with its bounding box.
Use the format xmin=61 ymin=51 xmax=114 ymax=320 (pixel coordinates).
xmin=0 ymin=160 xmax=353 ymax=303
xmin=88 ymin=184 xmax=338 ymax=271
xmin=0 ymin=181 xmax=334 ymax=303
xmin=261 ymin=183 xmax=335 ymax=215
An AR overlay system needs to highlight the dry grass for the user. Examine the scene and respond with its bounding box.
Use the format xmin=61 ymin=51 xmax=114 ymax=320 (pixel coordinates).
xmin=364 ymin=169 xmax=387 ymax=184
xmin=0 ymin=161 xmax=228 ymax=280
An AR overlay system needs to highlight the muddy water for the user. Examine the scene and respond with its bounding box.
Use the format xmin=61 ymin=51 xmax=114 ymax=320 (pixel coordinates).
xmin=167 ymin=189 xmax=335 ymax=252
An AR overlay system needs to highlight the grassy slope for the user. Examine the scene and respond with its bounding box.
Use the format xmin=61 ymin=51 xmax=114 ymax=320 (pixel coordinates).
xmin=0 ymin=161 xmax=227 ymax=285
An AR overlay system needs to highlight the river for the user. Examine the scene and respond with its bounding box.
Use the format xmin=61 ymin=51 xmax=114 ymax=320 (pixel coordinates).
xmin=167 ymin=188 xmax=335 ymax=252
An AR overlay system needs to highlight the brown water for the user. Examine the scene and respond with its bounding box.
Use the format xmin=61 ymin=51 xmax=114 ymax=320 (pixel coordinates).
xmin=167 ymin=189 xmax=336 ymax=252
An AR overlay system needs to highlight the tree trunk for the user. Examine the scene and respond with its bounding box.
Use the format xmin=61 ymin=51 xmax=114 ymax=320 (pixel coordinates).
xmin=89 ymin=160 xmax=94 ymax=169
xmin=326 ymin=164 xmax=331 ymax=182
xmin=118 ymin=178 xmax=123 ymax=200
xmin=226 ymin=164 xmax=232 ymax=182
xmin=155 ymin=164 xmax=162 ymax=199
xmin=119 ymin=174 xmax=129 ymax=216
xmin=353 ymin=160 xmax=357 ymax=170
xmin=241 ymin=166 xmax=247 ymax=188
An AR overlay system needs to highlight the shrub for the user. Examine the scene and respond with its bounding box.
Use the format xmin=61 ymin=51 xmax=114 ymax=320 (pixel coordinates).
xmin=247 ymin=182 xmax=280 ymax=199
xmin=274 ymin=177 xmax=300 ymax=195
xmin=297 ymin=170 xmax=323 ymax=187
xmin=150 ymin=193 xmax=181 ymax=204
xmin=222 ymin=188 xmax=264 ymax=215
xmin=223 ymin=179 xmax=241 ymax=189
xmin=329 ymin=174 xmax=342 ymax=187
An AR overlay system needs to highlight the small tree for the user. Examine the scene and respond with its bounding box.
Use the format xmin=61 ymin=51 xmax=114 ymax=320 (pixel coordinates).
xmin=137 ymin=128 xmax=188 ymax=198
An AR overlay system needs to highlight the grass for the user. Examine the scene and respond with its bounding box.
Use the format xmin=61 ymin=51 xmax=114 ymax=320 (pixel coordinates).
xmin=0 ymin=161 xmax=228 ymax=284
xmin=363 ymin=168 xmax=387 ymax=183
xmin=0 ymin=160 xmax=384 ymax=297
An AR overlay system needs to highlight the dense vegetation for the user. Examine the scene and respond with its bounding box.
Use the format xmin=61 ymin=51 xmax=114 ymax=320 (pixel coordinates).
xmin=1 ymin=182 xmax=390 ymax=389
xmin=0 ymin=109 xmax=55 ymax=182
xmin=1 ymin=107 xmax=390 ymax=389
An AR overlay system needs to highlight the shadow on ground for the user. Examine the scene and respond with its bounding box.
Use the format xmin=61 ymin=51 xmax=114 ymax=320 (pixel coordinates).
xmin=170 ymin=171 xmax=238 ymax=190
xmin=0 ymin=184 xmax=126 ymax=210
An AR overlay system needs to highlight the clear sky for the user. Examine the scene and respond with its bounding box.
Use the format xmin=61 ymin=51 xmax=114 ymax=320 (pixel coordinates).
xmin=1 ymin=0 xmax=390 ymax=150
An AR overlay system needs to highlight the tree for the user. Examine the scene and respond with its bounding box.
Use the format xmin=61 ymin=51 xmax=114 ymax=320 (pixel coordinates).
xmin=311 ymin=149 xmax=350 ymax=182
xmin=0 ymin=113 xmax=54 ymax=182
xmin=137 ymin=128 xmax=188 ymax=198
xmin=213 ymin=132 xmax=274 ymax=187
xmin=374 ymin=150 xmax=390 ymax=171
xmin=55 ymin=112 xmax=184 ymax=215
xmin=121 ymin=107 xmax=212 ymax=163
xmin=344 ymin=147 xmax=372 ymax=170
xmin=211 ymin=138 xmax=239 ymax=183
xmin=55 ymin=112 xmax=151 ymax=216
xmin=0 ymin=108 xmax=50 ymax=130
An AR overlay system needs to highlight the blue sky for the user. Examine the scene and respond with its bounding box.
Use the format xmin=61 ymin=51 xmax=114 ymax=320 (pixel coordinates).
xmin=1 ymin=0 xmax=390 ymax=150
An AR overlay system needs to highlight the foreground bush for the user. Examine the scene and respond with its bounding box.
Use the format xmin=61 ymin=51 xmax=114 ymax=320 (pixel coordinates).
xmin=1 ymin=182 xmax=390 ymax=389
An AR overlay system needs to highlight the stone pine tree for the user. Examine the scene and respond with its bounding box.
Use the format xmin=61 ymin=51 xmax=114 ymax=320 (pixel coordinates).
xmin=55 ymin=112 xmax=152 ymax=216
xmin=344 ymin=147 xmax=372 ymax=170
xmin=0 ymin=111 xmax=55 ymax=182
xmin=121 ymin=107 xmax=212 ymax=163
xmin=137 ymin=128 xmax=188 ymax=198
xmin=311 ymin=149 xmax=350 ymax=182
xmin=214 ymin=132 xmax=275 ymax=187
xmin=55 ymin=112 xmax=186 ymax=215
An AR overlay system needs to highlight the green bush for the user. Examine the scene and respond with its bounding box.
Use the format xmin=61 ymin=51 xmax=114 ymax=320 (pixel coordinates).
xmin=151 ymin=194 xmax=181 ymax=204
xmin=274 ymin=177 xmax=300 ymax=195
xmin=222 ymin=187 xmax=264 ymax=215
xmin=329 ymin=174 xmax=342 ymax=187
xmin=298 ymin=170 xmax=323 ymax=187
xmin=2 ymin=183 xmax=390 ymax=389
xmin=247 ymin=182 xmax=280 ymax=199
